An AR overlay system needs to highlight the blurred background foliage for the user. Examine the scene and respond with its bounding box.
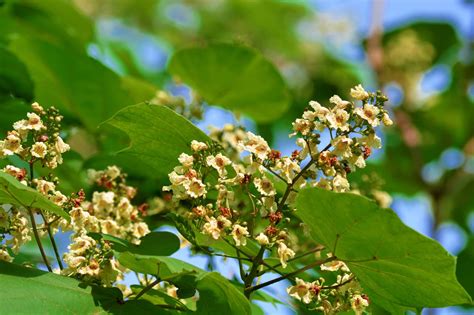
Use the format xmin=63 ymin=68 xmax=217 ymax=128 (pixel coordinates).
xmin=0 ymin=0 xmax=473 ymax=313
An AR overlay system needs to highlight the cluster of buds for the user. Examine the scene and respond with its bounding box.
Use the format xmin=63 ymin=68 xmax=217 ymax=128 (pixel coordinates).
xmin=0 ymin=102 xmax=70 ymax=169
xmin=165 ymin=85 xmax=392 ymax=309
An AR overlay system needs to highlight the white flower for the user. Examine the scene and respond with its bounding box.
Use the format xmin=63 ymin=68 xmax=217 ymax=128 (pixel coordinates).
xmin=92 ymin=191 xmax=115 ymax=211
xmin=55 ymin=136 xmax=70 ymax=153
xmin=202 ymin=216 xmax=231 ymax=240
xmin=359 ymin=132 xmax=381 ymax=149
xmin=255 ymin=233 xmax=269 ymax=246
xmin=3 ymin=165 xmax=25 ymax=180
xmin=105 ymin=166 xmax=120 ymax=179
xmin=309 ymin=101 xmax=330 ymax=121
xmin=178 ymin=153 xmax=194 ymax=168
xmin=31 ymin=142 xmax=47 ymax=158
xmin=2 ymin=133 xmax=22 ymax=155
xmin=275 ymin=157 xmax=301 ymax=183
xmin=348 ymin=154 xmax=366 ymax=169
xmin=78 ymin=259 xmax=100 ymax=276
xmin=331 ymin=136 xmax=353 ymax=159
xmin=0 ymin=248 xmax=13 ymax=262
xmin=350 ymin=84 xmax=369 ymax=100
xmin=231 ymin=224 xmax=249 ymax=246
xmin=287 ymin=278 xmax=312 ymax=304
xmin=132 ymin=222 xmax=150 ymax=239
xmin=68 ymin=235 xmax=96 ymax=256
xmin=101 ymin=219 xmax=120 ymax=235
xmin=329 ymin=95 xmax=351 ymax=109
xmin=184 ymin=178 xmax=207 ymax=198
xmin=253 ymin=176 xmax=276 ymax=196
xmin=51 ymin=191 xmax=68 ymax=206
xmin=35 ymin=179 xmax=56 ymax=195
xmin=382 ymin=112 xmax=393 ymax=126
xmin=239 ymin=132 xmax=271 ymax=160
xmin=332 ymin=174 xmax=350 ymax=192
xmin=326 ymin=108 xmax=350 ymax=131
xmin=351 ymin=294 xmax=370 ymax=315
xmin=190 ymin=140 xmax=208 ymax=152
xmin=25 ymin=112 xmax=44 ymax=130
xmin=302 ymin=110 xmax=316 ymax=121
xmin=206 ymin=153 xmax=231 ymax=177
xmin=354 ymin=103 xmax=380 ymax=127
xmin=291 ymin=118 xmax=312 ymax=136
xmin=320 ymin=259 xmax=349 ymax=272
xmin=63 ymin=254 xmax=86 ymax=269
xmin=277 ymin=242 xmax=295 ymax=268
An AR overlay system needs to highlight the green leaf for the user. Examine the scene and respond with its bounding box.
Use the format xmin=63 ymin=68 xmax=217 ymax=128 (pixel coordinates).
xmin=0 ymin=172 xmax=69 ymax=219
xmin=7 ymin=37 xmax=131 ymax=131
xmin=0 ymin=261 xmax=121 ymax=314
xmin=105 ymin=103 xmax=210 ymax=179
xmin=295 ymin=188 xmax=472 ymax=309
xmin=0 ymin=0 xmax=93 ymax=51
xmin=116 ymin=251 xmax=203 ymax=278
xmin=93 ymin=231 xmax=181 ymax=257
xmin=0 ymin=46 xmax=33 ymax=100
xmin=130 ymin=285 xmax=189 ymax=311
xmin=195 ymin=272 xmax=251 ymax=315
xmin=168 ymin=43 xmax=290 ymax=122
xmin=137 ymin=231 xmax=181 ymax=256
xmin=456 ymin=239 xmax=474 ymax=300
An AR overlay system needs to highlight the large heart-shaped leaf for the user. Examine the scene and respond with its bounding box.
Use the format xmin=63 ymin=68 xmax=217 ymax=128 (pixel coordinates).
xmin=168 ymin=43 xmax=290 ymax=122
xmin=7 ymin=37 xmax=131 ymax=131
xmin=105 ymin=103 xmax=210 ymax=179
xmin=295 ymin=188 xmax=471 ymax=310
xmin=0 ymin=172 xmax=69 ymax=219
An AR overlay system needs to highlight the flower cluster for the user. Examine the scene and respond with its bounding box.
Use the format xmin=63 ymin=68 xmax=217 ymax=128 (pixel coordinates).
xmin=0 ymin=102 xmax=71 ymax=263
xmin=0 ymin=102 xmax=70 ymax=169
xmin=60 ymin=166 xmax=150 ymax=283
xmin=0 ymin=103 xmax=150 ymax=288
xmin=164 ymin=85 xmax=392 ymax=311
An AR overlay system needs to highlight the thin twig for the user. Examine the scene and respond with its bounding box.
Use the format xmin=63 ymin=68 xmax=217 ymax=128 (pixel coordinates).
xmin=39 ymin=211 xmax=63 ymax=270
xmin=28 ymin=208 xmax=52 ymax=272
xmin=246 ymin=256 xmax=336 ymax=293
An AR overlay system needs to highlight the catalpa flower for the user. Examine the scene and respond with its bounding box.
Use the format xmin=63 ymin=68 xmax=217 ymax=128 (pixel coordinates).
xmin=207 ymin=153 xmax=231 ymax=177
xmin=31 ymin=142 xmax=47 ymax=158
xmin=326 ymin=108 xmax=350 ymax=131
xmin=239 ymin=131 xmax=271 ymax=160
xmin=253 ymin=176 xmax=276 ymax=196
xmin=355 ymin=103 xmax=380 ymax=127
xmin=350 ymin=84 xmax=369 ymax=100
xmin=286 ymin=278 xmax=312 ymax=304
xmin=329 ymin=95 xmax=351 ymax=110
xmin=277 ymin=241 xmax=295 ymax=268
xmin=231 ymin=224 xmax=249 ymax=246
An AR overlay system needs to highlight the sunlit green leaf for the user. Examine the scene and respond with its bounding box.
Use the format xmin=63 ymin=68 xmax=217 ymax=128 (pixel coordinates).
xmin=168 ymin=43 xmax=290 ymax=122
xmin=0 ymin=172 xmax=69 ymax=219
xmin=296 ymin=187 xmax=472 ymax=309
xmin=104 ymin=103 xmax=210 ymax=179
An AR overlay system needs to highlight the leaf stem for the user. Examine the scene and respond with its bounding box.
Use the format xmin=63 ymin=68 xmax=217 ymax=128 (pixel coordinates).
xmin=134 ymin=278 xmax=161 ymax=300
